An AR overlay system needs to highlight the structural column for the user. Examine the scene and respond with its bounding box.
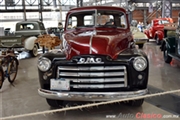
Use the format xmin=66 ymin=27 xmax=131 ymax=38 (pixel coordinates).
xmin=39 ymin=0 xmax=44 ymax=53
xmin=162 ymin=0 xmax=172 ymax=18
xmin=58 ymin=0 xmax=62 ymax=23
xmin=143 ymin=10 xmax=147 ymax=26
xmin=77 ymin=0 xmax=83 ymax=7
xmin=39 ymin=0 xmax=43 ymax=22
xmin=22 ymin=0 xmax=27 ymax=21
xmin=127 ymin=0 xmax=133 ymax=24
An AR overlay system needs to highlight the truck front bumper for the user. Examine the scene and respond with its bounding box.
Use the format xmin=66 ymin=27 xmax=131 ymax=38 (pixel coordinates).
xmin=134 ymin=39 xmax=148 ymax=44
xmin=38 ymin=88 xmax=148 ymax=101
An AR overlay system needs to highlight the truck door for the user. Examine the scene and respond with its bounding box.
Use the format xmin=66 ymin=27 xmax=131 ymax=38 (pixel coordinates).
xmin=178 ymin=35 xmax=180 ymax=56
xmin=177 ymin=27 xmax=180 ymax=57
xmin=177 ymin=13 xmax=180 ymax=57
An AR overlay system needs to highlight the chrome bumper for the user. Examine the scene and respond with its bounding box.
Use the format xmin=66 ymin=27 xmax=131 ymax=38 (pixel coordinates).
xmin=38 ymin=88 xmax=148 ymax=101
xmin=134 ymin=39 xmax=148 ymax=44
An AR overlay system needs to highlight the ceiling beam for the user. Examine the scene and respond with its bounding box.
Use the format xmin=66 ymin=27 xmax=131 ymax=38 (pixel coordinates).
xmin=0 ymin=9 xmax=68 ymax=12
xmin=132 ymin=0 xmax=180 ymax=3
xmin=0 ymin=18 xmax=55 ymax=22
xmin=135 ymin=6 xmax=180 ymax=10
xmin=0 ymin=5 xmax=75 ymax=13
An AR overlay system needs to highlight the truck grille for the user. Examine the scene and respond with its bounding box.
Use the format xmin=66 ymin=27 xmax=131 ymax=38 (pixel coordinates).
xmin=56 ymin=65 xmax=127 ymax=90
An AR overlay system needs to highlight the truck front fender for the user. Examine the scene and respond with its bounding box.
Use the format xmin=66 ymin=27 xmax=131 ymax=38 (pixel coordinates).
xmin=154 ymin=31 xmax=164 ymax=40
xmin=161 ymin=37 xmax=175 ymax=53
xmin=24 ymin=36 xmax=37 ymax=50
xmin=160 ymin=39 xmax=166 ymax=51
xmin=165 ymin=37 xmax=176 ymax=53
xmin=144 ymin=30 xmax=151 ymax=39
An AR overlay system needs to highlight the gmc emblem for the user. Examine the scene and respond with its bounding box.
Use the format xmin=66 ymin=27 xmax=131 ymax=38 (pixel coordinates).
xmin=77 ymin=57 xmax=104 ymax=64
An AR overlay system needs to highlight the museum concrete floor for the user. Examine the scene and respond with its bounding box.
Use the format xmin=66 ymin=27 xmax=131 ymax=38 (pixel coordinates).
xmin=0 ymin=41 xmax=180 ymax=120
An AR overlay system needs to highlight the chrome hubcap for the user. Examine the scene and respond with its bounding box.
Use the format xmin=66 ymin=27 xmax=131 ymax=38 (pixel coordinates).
xmin=164 ymin=49 xmax=168 ymax=59
xmin=33 ymin=45 xmax=38 ymax=56
xmin=9 ymin=60 xmax=17 ymax=80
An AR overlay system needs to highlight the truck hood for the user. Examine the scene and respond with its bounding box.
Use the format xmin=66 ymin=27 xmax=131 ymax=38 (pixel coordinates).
xmin=64 ymin=29 xmax=130 ymax=60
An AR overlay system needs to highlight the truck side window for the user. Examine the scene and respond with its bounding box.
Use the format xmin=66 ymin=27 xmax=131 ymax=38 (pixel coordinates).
xmin=67 ymin=16 xmax=77 ymax=29
xmin=84 ymin=15 xmax=94 ymax=26
xmin=26 ymin=24 xmax=34 ymax=30
xmin=19 ymin=24 xmax=35 ymax=30
xmin=119 ymin=14 xmax=127 ymax=28
xmin=20 ymin=25 xmax=23 ymax=30
xmin=97 ymin=15 xmax=110 ymax=25
xmin=97 ymin=15 xmax=114 ymax=26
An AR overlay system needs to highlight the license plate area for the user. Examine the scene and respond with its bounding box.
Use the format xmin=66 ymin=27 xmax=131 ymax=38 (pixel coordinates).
xmin=50 ymin=79 xmax=70 ymax=90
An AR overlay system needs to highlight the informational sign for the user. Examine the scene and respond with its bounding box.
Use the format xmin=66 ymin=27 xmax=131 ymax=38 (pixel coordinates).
xmin=149 ymin=4 xmax=153 ymax=13
xmin=0 ymin=27 xmax=4 ymax=36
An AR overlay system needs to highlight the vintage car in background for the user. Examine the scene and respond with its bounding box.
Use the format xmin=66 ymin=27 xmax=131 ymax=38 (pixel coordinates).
xmin=0 ymin=21 xmax=46 ymax=56
xmin=130 ymin=26 xmax=148 ymax=48
xmin=37 ymin=6 xmax=149 ymax=107
xmin=144 ymin=18 xmax=173 ymax=45
xmin=46 ymin=27 xmax=63 ymax=39
xmin=160 ymin=14 xmax=180 ymax=63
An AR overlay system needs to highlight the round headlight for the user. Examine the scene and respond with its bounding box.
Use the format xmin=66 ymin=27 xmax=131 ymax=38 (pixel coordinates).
xmin=133 ymin=57 xmax=147 ymax=71
xmin=38 ymin=57 xmax=51 ymax=72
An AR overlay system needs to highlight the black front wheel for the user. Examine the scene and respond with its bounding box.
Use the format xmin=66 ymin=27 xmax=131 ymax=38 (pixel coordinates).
xmin=138 ymin=44 xmax=144 ymax=49
xmin=7 ymin=57 xmax=18 ymax=83
xmin=0 ymin=66 xmax=4 ymax=89
xmin=46 ymin=99 xmax=64 ymax=108
xmin=163 ymin=46 xmax=172 ymax=64
xmin=155 ymin=36 xmax=161 ymax=45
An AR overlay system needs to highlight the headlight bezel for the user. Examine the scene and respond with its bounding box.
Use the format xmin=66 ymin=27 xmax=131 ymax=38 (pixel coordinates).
xmin=37 ymin=57 xmax=52 ymax=72
xmin=133 ymin=56 xmax=147 ymax=71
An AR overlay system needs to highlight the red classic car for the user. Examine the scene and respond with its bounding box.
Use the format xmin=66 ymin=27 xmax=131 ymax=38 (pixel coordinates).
xmin=37 ymin=6 xmax=149 ymax=107
xmin=144 ymin=18 xmax=173 ymax=45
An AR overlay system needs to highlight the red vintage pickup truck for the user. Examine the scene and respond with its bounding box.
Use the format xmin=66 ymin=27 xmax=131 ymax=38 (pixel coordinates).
xmin=144 ymin=18 xmax=173 ymax=45
xmin=37 ymin=6 xmax=149 ymax=107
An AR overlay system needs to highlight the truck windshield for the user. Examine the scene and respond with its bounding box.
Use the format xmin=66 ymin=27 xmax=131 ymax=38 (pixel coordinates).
xmin=67 ymin=10 xmax=96 ymax=29
xmin=19 ymin=23 xmax=35 ymax=30
xmin=67 ymin=10 xmax=127 ymax=29
xmin=159 ymin=20 xmax=170 ymax=24
xmin=96 ymin=10 xmax=127 ymax=28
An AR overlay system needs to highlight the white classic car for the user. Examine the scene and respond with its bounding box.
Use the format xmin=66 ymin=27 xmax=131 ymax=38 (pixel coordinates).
xmin=130 ymin=26 xmax=148 ymax=48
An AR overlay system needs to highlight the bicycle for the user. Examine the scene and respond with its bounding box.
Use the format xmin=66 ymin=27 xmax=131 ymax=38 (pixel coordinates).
xmin=0 ymin=48 xmax=19 ymax=89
